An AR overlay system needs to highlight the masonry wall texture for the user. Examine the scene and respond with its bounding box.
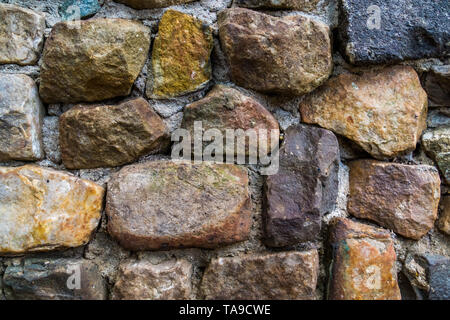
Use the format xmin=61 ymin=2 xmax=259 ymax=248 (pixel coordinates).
xmin=0 ymin=0 xmax=449 ymax=300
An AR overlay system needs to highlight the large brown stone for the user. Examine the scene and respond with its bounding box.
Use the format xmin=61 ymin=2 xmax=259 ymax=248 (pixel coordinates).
xmin=59 ymin=98 xmax=169 ymax=169
xmin=0 ymin=4 xmax=45 ymax=65
xmin=106 ymin=161 xmax=251 ymax=250
xmin=201 ymin=250 xmax=319 ymax=300
xmin=264 ymin=124 xmax=339 ymax=247
xmin=422 ymin=127 xmax=450 ymax=185
xmin=348 ymin=160 xmax=441 ymax=240
xmin=146 ymin=10 xmax=213 ymax=98
xmin=300 ymin=66 xmax=428 ymax=159
xmin=0 ymin=74 xmax=44 ymax=161
xmin=39 ymin=19 xmax=150 ymax=104
xmin=114 ymin=0 xmax=198 ymax=9
xmin=112 ymin=259 xmax=192 ymax=300
xmin=218 ymin=8 xmax=332 ymax=96
xmin=438 ymin=196 xmax=450 ymax=235
xmin=0 ymin=165 xmax=104 ymax=255
xmin=328 ymin=218 xmax=401 ymax=300
xmin=181 ymin=85 xmax=279 ymax=157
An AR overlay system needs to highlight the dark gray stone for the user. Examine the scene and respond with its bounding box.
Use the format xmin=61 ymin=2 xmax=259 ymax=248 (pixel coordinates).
xmin=424 ymin=255 xmax=450 ymax=300
xmin=339 ymin=0 xmax=450 ymax=65
xmin=263 ymin=124 xmax=339 ymax=247
xmin=425 ymin=65 xmax=450 ymax=107
xmin=3 ymin=258 xmax=106 ymax=300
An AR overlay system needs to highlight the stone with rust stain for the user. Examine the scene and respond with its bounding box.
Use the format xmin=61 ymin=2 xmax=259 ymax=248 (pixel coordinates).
xmin=201 ymin=250 xmax=319 ymax=299
xmin=300 ymin=66 xmax=428 ymax=159
xmin=264 ymin=124 xmax=339 ymax=247
xmin=422 ymin=127 xmax=450 ymax=185
xmin=3 ymin=258 xmax=106 ymax=300
xmin=0 ymin=4 xmax=45 ymax=65
xmin=146 ymin=10 xmax=213 ymax=99
xmin=438 ymin=196 xmax=450 ymax=235
xmin=40 ymin=19 xmax=150 ymax=103
xmin=0 ymin=74 xmax=44 ymax=161
xmin=328 ymin=218 xmax=401 ymax=300
xmin=218 ymin=8 xmax=332 ymax=96
xmin=0 ymin=165 xmax=104 ymax=255
xmin=181 ymin=85 xmax=279 ymax=157
xmin=114 ymin=0 xmax=197 ymax=9
xmin=106 ymin=160 xmax=251 ymax=250
xmin=348 ymin=160 xmax=441 ymax=240
xmin=112 ymin=259 xmax=192 ymax=300
xmin=59 ymin=98 xmax=169 ymax=169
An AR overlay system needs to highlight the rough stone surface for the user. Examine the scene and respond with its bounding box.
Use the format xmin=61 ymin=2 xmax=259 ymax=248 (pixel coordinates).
xmin=328 ymin=218 xmax=401 ymax=300
xmin=59 ymin=0 xmax=101 ymax=20
xmin=348 ymin=160 xmax=441 ymax=240
xmin=339 ymin=0 xmax=450 ymax=64
xmin=218 ymin=8 xmax=332 ymax=96
xmin=423 ymin=255 xmax=450 ymax=300
xmin=106 ymin=161 xmax=251 ymax=250
xmin=0 ymin=4 xmax=45 ymax=65
xmin=181 ymin=85 xmax=279 ymax=156
xmin=112 ymin=259 xmax=192 ymax=300
xmin=422 ymin=127 xmax=450 ymax=185
xmin=235 ymin=0 xmax=320 ymax=10
xmin=425 ymin=65 xmax=450 ymax=107
xmin=264 ymin=124 xmax=339 ymax=247
xmin=201 ymin=251 xmax=319 ymax=299
xmin=146 ymin=10 xmax=213 ymax=99
xmin=427 ymin=108 xmax=450 ymax=128
xmin=3 ymin=258 xmax=106 ymax=300
xmin=438 ymin=196 xmax=450 ymax=235
xmin=59 ymin=98 xmax=169 ymax=169
xmin=0 ymin=165 xmax=104 ymax=255
xmin=0 ymin=74 xmax=44 ymax=161
xmin=114 ymin=0 xmax=198 ymax=9
xmin=39 ymin=18 xmax=151 ymax=103
xmin=42 ymin=117 xmax=61 ymax=164
xmin=300 ymin=66 xmax=428 ymax=159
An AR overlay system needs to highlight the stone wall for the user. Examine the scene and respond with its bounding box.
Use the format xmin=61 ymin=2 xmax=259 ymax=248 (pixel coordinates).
xmin=0 ymin=0 xmax=449 ymax=300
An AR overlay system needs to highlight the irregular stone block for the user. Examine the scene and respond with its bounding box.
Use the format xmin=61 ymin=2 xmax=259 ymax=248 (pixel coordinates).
xmin=348 ymin=160 xmax=441 ymax=240
xmin=300 ymin=66 xmax=427 ymax=159
xmin=114 ymin=0 xmax=198 ymax=9
xmin=181 ymin=85 xmax=279 ymax=156
xmin=422 ymin=127 xmax=450 ymax=185
xmin=106 ymin=161 xmax=251 ymax=250
xmin=438 ymin=196 xmax=450 ymax=235
xmin=425 ymin=65 xmax=450 ymax=107
xmin=218 ymin=8 xmax=332 ymax=96
xmin=0 ymin=4 xmax=45 ymax=65
xmin=146 ymin=10 xmax=213 ymax=98
xmin=201 ymin=250 xmax=319 ymax=300
xmin=328 ymin=218 xmax=401 ymax=300
xmin=0 ymin=74 xmax=44 ymax=161
xmin=59 ymin=98 xmax=169 ymax=169
xmin=423 ymin=255 xmax=450 ymax=300
xmin=264 ymin=124 xmax=339 ymax=247
xmin=3 ymin=258 xmax=106 ymax=300
xmin=59 ymin=0 xmax=101 ymax=20
xmin=39 ymin=19 xmax=151 ymax=103
xmin=339 ymin=0 xmax=450 ymax=64
xmin=235 ymin=0 xmax=320 ymax=11
xmin=0 ymin=165 xmax=104 ymax=255
xmin=112 ymin=259 xmax=192 ymax=300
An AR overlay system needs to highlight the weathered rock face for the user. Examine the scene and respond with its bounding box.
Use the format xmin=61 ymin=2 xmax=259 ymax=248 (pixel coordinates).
xmin=422 ymin=127 xmax=450 ymax=185
xmin=59 ymin=0 xmax=101 ymax=20
xmin=264 ymin=124 xmax=339 ymax=247
xmin=0 ymin=4 xmax=45 ymax=65
xmin=235 ymin=0 xmax=320 ymax=10
xmin=3 ymin=258 xmax=106 ymax=300
xmin=39 ymin=19 xmax=151 ymax=104
xmin=181 ymin=85 xmax=279 ymax=156
xmin=438 ymin=196 xmax=450 ymax=235
xmin=106 ymin=161 xmax=251 ymax=250
xmin=0 ymin=74 xmax=44 ymax=161
xmin=112 ymin=259 xmax=192 ymax=300
xmin=328 ymin=218 xmax=401 ymax=300
xmin=146 ymin=10 xmax=213 ymax=99
xmin=0 ymin=165 xmax=104 ymax=255
xmin=423 ymin=255 xmax=450 ymax=300
xmin=339 ymin=0 xmax=450 ymax=64
xmin=114 ymin=0 xmax=197 ymax=9
xmin=201 ymin=250 xmax=319 ymax=299
xmin=300 ymin=66 xmax=428 ymax=159
xmin=425 ymin=65 xmax=450 ymax=107
xmin=348 ymin=160 xmax=441 ymax=240
xmin=59 ymin=98 xmax=169 ymax=169
xmin=218 ymin=8 xmax=332 ymax=96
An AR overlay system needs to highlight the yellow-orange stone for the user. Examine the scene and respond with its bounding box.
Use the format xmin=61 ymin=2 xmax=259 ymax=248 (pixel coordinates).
xmin=0 ymin=165 xmax=104 ymax=255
